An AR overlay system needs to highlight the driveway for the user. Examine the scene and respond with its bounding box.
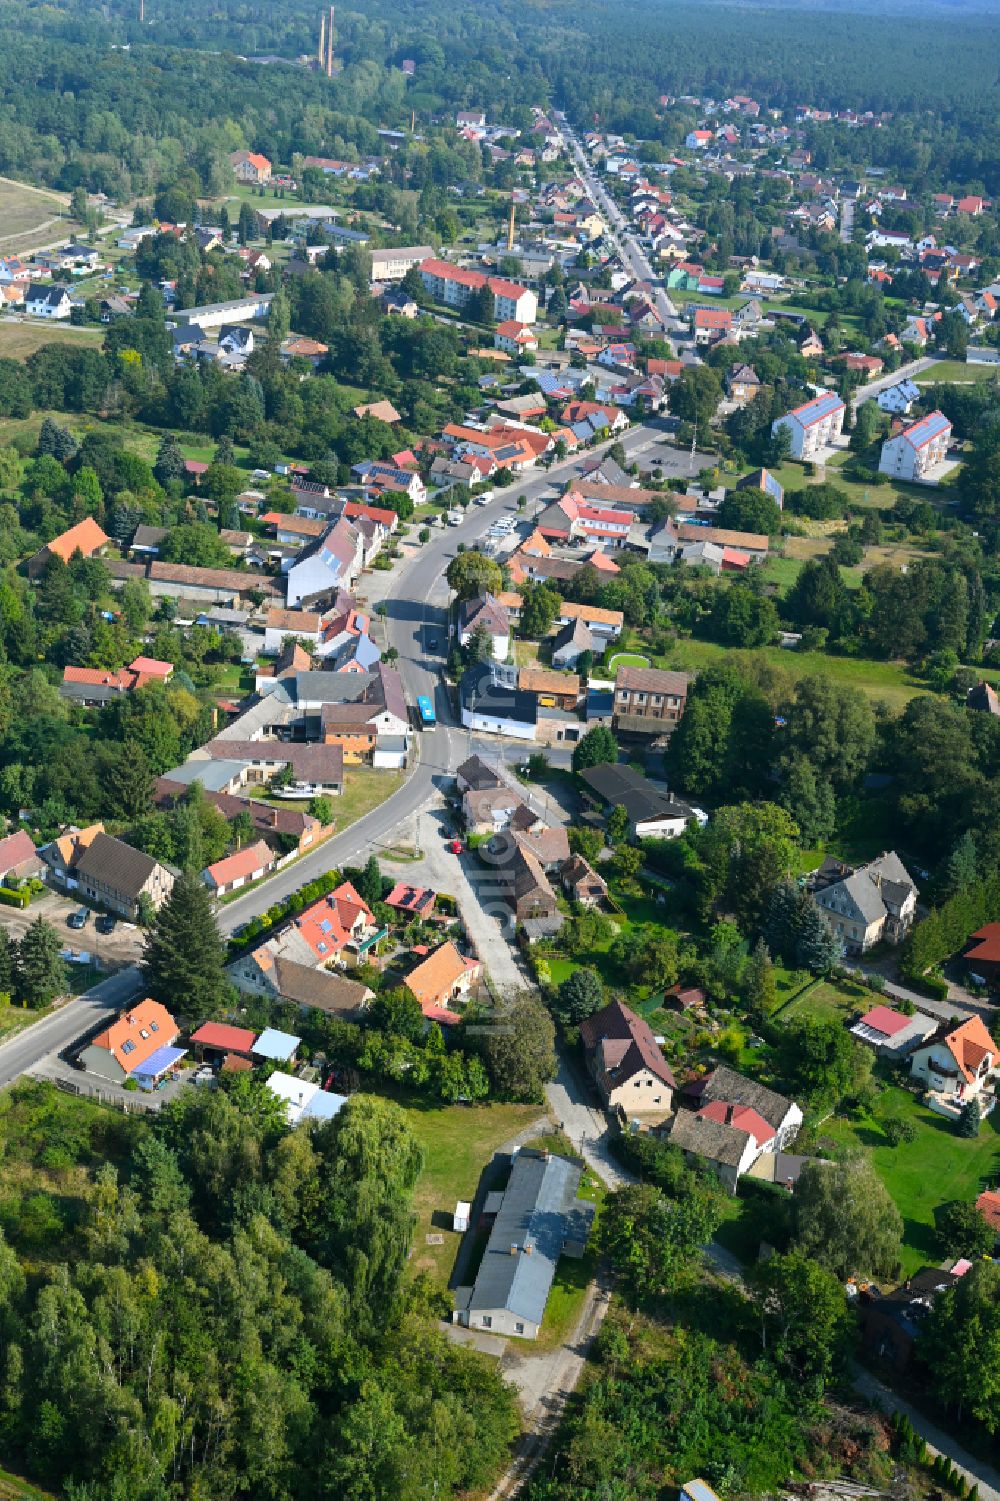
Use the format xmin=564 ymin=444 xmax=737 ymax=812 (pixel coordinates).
xmin=855 ymin=1369 xmax=1000 ymax=1501
xmin=0 ymin=888 xmax=144 ymax=968
xmin=379 ymin=803 xmax=531 ymax=991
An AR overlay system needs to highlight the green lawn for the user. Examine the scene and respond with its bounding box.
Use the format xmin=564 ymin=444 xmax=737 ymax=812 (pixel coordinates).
xmin=822 ymin=1086 xmax=1000 ymax=1274
xmin=653 ymin=637 xmax=925 ymax=708
xmin=607 ymin=651 xmax=650 ymax=671
xmin=772 ymin=975 xmax=873 ymax=1026
xmin=402 ymin=1099 xmax=544 ymax=1290
xmin=915 ymin=360 xmax=1000 ymax=386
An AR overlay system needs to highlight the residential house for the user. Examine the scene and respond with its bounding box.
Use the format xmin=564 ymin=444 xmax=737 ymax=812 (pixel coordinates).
xmin=811 ymin=851 xmax=918 ymax=953
xmin=692 ymin=307 xmax=732 ymax=345
xmin=405 ymin=941 xmax=482 ymax=1024
xmin=579 ymin=761 xmax=698 ymax=840
xmin=202 ymin=840 xmax=275 ymax=897
xmin=0 ymin=829 xmax=42 ymax=883
xmin=910 ymin=1016 xmax=998 ymax=1111
xmin=25 ymin=283 xmax=72 ymax=319
xmin=71 ymin=831 xmax=176 ymax=919
xmin=460 ymin=663 xmax=537 ymax=740
xmin=560 ymin=853 xmax=607 ymax=908
xmin=878 ymin=410 xmax=952 ymax=484
xmin=230 ymin=149 xmax=272 ymax=183
xmin=612 ymin=665 xmax=689 ymax=736
xmin=877 ymin=378 xmax=921 ymax=416
xmin=458 ymin=592 xmax=510 ymax=661
xmin=771 ymin=392 xmax=846 ymax=460
xmin=858 ymin=1266 xmax=962 ymax=1373
xmin=738 ymin=467 xmax=784 ymax=509
xmin=28 ymin=517 xmax=110 ymax=579
xmin=553 ymin=601 xmax=623 ymax=640
xmin=264 ymin=607 xmax=323 ymax=656
xmin=77 ymin=1000 xmax=182 ymax=1088
xmin=725 ymin=363 xmax=761 ymax=403
xmin=669 ymin=1066 xmax=803 ymax=1192
xmin=494 ymin=320 xmax=539 ymax=354
xmin=453 ymin=1148 xmax=595 ymax=1339
xmin=551 ymin=616 xmax=597 ymax=670
xmin=284 ymin=518 xmax=364 ymax=607
xmin=368 ymin=245 xmax=434 ymax=282
xmin=60 ymin=654 xmax=174 ymax=705
xmin=579 ymin=999 xmax=676 ymax=1126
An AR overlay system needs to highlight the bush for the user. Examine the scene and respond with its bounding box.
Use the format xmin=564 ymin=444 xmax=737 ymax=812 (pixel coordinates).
xmin=0 ymin=886 xmax=29 ymax=909
xmin=882 ymin=1117 xmax=917 ymax=1146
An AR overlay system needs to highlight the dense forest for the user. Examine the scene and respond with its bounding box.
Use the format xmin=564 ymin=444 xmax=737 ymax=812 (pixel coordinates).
xmin=0 ymin=1081 xmax=518 ymax=1500
xmin=1 ymin=0 xmax=1000 ymax=197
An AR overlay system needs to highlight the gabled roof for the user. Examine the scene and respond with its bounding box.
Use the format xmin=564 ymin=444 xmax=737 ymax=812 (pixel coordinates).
xmin=695 ymin=1064 xmax=796 ymax=1131
xmin=857 ymin=1005 xmax=911 ymax=1039
xmin=783 ymin=391 xmax=845 ymax=428
xmin=75 ymin=832 xmax=162 ymax=899
xmin=894 ymin=410 xmax=951 ymax=450
xmin=40 ymin=516 xmax=110 ymax=564
xmin=405 ymin=940 xmax=479 ymax=1014
xmin=190 ymin=1021 xmax=257 ymax=1053
xmin=918 ymin=1016 xmax=998 ymax=1084
xmin=203 ymin=840 xmax=273 ymax=890
xmin=579 ymin=998 xmax=676 ymax=1089
xmin=89 ymin=999 xmax=177 ymax=1076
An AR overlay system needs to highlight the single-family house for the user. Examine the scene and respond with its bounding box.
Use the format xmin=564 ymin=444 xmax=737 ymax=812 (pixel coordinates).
xmin=405 ymin=941 xmax=482 ymax=1023
xmin=579 ymin=761 xmax=697 ymax=839
xmin=71 ymin=832 xmax=176 ymax=919
xmin=579 ymin=999 xmax=676 ymax=1126
xmin=0 ymin=829 xmax=42 ymax=883
xmin=458 ymin=592 xmax=510 ymax=661
xmin=560 ymin=853 xmax=607 ymax=908
xmin=77 ymin=1000 xmax=183 ymax=1088
xmin=725 ymin=363 xmax=761 ymax=403
xmin=230 ymin=149 xmax=272 ymax=184
xmin=25 ymin=283 xmax=72 ymax=319
xmin=910 ymin=1016 xmax=998 ymax=1109
xmin=877 ymin=378 xmax=921 ymax=416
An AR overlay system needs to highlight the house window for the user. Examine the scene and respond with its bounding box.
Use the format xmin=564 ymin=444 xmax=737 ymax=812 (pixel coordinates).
xmin=481 ymin=1316 xmax=492 ymax=1329
xmin=515 ymin=1322 xmax=525 ymax=1334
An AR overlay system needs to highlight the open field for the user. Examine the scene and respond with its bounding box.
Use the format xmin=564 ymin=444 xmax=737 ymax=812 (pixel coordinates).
xmin=0 ymin=320 xmax=105 ymax=361
xmin=772 ymin=975 xmax=874 ymax=1025
xmin=402 ymin=1099 xmax=544 ymax=1288
xmin=653 ymin=636 xmax=927 ymax=708
xmin=821 ymin=1085 xmax=1000 ymax=1275
xmin=915 ymin=360 xmax=1000 ymax=387
xmin=0 ymin=178 xmax=70 ymax=253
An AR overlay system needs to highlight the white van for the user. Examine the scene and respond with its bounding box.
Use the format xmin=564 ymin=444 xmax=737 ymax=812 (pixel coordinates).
xmin=446 ymin=509 xmax=464 ymax=526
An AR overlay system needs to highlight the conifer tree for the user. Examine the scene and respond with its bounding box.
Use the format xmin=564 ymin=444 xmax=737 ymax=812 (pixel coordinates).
xmin=142 ymin=871 xmax=227 ymax=1013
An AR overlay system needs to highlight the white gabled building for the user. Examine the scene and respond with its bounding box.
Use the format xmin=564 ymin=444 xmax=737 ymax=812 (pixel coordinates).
xmin=876 ymin=378 xmax=921 ymax=416
xmin=771 ymin=391 xmax=845 ymax=460
xmin=878 ymin=409 xmax=952 ymax=484
xmin=26 ymin=283 xmax=72 ymax=319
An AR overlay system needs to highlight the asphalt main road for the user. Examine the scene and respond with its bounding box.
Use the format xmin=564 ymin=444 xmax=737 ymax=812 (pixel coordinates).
xmin=217 ymin=417 xmax=677 ymax=935
xmin=0 ymin=965 xmax=142 ymax=1088
xmin=557 ymin=113 xmax=682 ymax=335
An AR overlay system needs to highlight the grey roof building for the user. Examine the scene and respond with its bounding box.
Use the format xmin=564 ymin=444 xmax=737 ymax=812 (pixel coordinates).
xmin=454 ymin=1149 xmax=595 ymax=1339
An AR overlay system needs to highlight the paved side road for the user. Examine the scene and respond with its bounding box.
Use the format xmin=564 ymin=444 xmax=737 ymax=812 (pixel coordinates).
xmin=855 ymin=1369 xmax=1000 ymax=1501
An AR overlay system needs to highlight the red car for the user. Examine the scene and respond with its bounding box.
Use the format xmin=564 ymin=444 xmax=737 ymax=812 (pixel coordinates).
xmin=448 ymin=839 xmax=463 ymax=854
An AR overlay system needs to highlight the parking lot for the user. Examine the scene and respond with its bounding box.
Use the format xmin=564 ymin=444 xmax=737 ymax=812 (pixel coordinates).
xmin=0 ymin=887 xmax=145 ymax=968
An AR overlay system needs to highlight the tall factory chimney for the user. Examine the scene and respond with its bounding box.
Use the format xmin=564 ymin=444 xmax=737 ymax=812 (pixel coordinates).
xmin=139 ymin=0 xmax=144 ymax=22
xmin=326 ymin=5 xmax=334 ymax=77
xmin=507 ymin=197 xmax=516 ymax=252
xmin=318 ymin=11 xmax=325 ymax=67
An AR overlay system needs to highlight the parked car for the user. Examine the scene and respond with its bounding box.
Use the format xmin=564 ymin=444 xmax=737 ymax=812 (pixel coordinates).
xmin=67 ymin=908 xmax=89 ymax=930
xmin=95 ymin=914 xmax=117 ymax=935
xmin=447 ymin=839 xmax=464 ymax=854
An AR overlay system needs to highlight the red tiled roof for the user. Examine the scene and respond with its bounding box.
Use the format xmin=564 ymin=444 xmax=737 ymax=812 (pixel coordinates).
xmin=191 ymin=1021 xmax=257 ymax=1053
xmin=698 ymin=1099 xmax=775 ymax=1146
xmin=859 ymin=1005 xmax=911 ymax=1038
